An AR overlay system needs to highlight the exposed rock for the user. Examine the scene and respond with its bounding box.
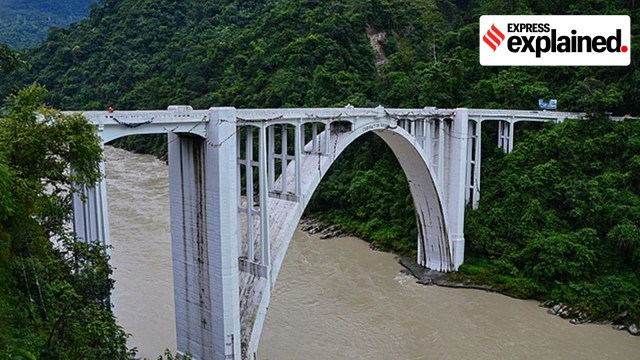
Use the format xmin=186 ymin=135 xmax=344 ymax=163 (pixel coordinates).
xmin=300 ymin=217 xmax=350 ymax=239
xmin=548 ymin=304 xmax=562 ymax=315
xmin=627 ymin=324 xmax=639 ymax=336
xmin=612 ymin=311 xmax=628 ymax=324
xmin=612 ymin=324 xmax=626 ymax=331
xmin=540 ymin=300 xmax=553 ymax=308
xmin=578 ymin=312 xmax=587 ymax=320
xmin=319 ymin=226 xmax=343 ymax=239
xmin=366 ymin=25 xmax=388 ymax=73
xmin=560 ymin=307 xmax=573 ymax=319
xmin=399 ymin=257 xmax=493 ymax=291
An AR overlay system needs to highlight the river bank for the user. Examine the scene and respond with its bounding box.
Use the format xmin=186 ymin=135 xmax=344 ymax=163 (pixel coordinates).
xmin=300 ymin=216 xmax=640 ymax=338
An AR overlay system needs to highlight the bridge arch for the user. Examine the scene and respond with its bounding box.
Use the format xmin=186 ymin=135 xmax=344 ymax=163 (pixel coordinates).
xmin=267 ymin=119 xmax=452 ymax=284
xmin=239 ymin=117 xmax=455 ymax=358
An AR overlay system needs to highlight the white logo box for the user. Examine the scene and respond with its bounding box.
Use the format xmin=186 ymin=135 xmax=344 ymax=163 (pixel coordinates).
xmin=480 ymin=15 xmax=630 ymax=66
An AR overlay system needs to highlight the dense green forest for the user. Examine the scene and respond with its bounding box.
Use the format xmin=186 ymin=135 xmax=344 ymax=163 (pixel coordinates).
xmin=3 ymin=0 xmax=639 ymax=114
xmin=1 ymin=0 xmax=639 ymax=355
xmin=463 ymin=116 xmax=640 ymax=322
xmin=0 ymin=0 xmax=96 ymax=49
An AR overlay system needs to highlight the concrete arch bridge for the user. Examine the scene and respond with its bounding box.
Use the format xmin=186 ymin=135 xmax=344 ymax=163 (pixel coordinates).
xmin=69 ymin=105 xmax=585 ymax=359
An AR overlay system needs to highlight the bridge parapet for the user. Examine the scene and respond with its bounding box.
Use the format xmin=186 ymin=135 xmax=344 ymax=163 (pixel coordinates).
xmin=468 ymin=109 xmax=586 ymax=123
xmin=68 ymin=106 xmax=591 ymax=146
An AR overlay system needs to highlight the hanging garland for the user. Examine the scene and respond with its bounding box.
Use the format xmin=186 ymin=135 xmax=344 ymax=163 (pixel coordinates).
xmin=110 ymin=116 xmax=155 ymax=128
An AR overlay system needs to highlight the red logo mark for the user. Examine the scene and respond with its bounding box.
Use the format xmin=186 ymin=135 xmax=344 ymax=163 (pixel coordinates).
xmin=483 ymin=24 xmax=505 ymax=51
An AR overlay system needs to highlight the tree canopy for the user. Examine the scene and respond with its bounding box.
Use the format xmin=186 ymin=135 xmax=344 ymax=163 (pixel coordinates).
xmin=0 ymin=0 xmax=96 ymax=49
xmin=0 ymin=81 xmax=134 ymax=358
xmin=2 ymin=0 xmax=638 ymax=115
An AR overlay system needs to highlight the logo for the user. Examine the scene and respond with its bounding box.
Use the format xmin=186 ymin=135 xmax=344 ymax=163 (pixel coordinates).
xmin=480 ymin=15 xmax=630 ymax=66
xmin=483 ymin=24 xmax=505 ymax=51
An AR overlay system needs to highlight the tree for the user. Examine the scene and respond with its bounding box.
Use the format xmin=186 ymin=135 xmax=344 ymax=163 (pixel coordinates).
xmin=0 ymin=44 xmax=27 ymax=75
xmin=0 ymin=84 xmax=135 ymax=359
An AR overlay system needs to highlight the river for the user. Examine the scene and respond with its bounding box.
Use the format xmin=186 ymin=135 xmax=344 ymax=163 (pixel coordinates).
xmin=105 ymin=146 xmax=639 ymax=359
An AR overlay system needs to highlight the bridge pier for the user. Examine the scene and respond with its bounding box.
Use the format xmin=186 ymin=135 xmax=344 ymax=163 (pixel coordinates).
xmin=168 ymin=108 xmax=241 ymax=360
xmin=445 ymin=109 xmax=469 ymax=269
xmin=72 ymin=160 xmax=111 ymax=247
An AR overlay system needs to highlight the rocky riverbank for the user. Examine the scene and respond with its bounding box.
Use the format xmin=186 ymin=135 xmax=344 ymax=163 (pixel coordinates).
xmin=300 ymin=217 xmax=349 ymax=240
xmin=299 ymin=217 xmax=639 ymax=337
xmin=399 ymin=257 xmax=640 ymax=337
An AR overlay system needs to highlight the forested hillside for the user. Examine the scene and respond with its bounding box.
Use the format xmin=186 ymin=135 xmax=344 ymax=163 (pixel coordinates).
xmin=0 ymin=0 xmax=96 ymax=49
xmin=3 ymin=0 xmax=639 ymax=115
xmin=463 ymin=116 xmax=640 ymax=324
xmin=2 ymin=0 xmax=640 ymax=334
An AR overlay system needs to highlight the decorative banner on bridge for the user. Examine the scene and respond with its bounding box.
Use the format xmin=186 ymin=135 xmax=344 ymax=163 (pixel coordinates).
xmin=480 ymin=15 xmax=630 ymax=66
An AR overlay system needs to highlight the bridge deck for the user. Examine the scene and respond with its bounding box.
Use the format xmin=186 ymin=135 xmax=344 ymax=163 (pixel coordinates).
xmin=64 ymin=106 xmax=599 ymax=144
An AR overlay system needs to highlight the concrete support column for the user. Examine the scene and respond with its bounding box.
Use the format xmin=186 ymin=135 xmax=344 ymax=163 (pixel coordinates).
xmin=258 ymin=125 xmax=271 ymax=267
xmin=437 ymin=119 xmax=445 ymax=188
xmin=465 ymin=120 xmax=482 ymax=208
xmin=473 ymin=120 xmax=482 ymax=209
xmin=465 ymin=121 xmax=474 ymax=205
xmin=169 ymin=107 xmax=241 ymax=360
xmin=236 ymin=133 xmax=243 ymax=256
xmin=508 ymin=120 xmax=515 ymax=153
xmin=324 ymin=122 xmax=330 ymax=155
xmin=267 ymin=126 xmax=275 ymax=191
xmin=72 ymin=149 xmax=113 ymax=307
xmin=445 ymin=109 xmax=469 ymax=270
xmin=246 ymin=128 xmax=255 ymax=261
xmin=72 ymin=160 xmax=110 ymax=248
xmin=280 ymin=125 xmax=288 ymax=194
xmin=498 ymin=120 xmax=514 ymax=153
xmin=294 ymin=123 xmax=302 ymax=202
xmin=311 ymin=123 xmax=318 ymax=153
xmin=424 ymin=119 xmax=431 ymax=160
xmin=424 ymin=120 xmax=433 ymax=169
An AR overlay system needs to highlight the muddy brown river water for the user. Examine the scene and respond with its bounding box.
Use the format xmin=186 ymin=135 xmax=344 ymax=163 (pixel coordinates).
xmin=105 ymin=146 xmax=639 ymax=359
